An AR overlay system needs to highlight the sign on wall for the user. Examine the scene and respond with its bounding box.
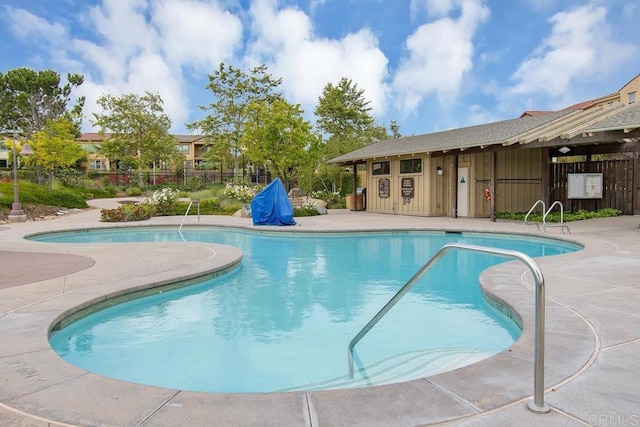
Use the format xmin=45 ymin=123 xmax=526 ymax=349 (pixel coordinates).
xmin=401 ymin=177 xmax=414 ymax=198
xmin=567 ymin=173 xmax=603 ymax=199
xmin=378 ymin=178 xmax=390 ymax=198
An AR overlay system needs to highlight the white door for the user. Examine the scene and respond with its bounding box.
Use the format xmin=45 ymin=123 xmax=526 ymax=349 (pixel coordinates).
xmin=457 ymin=167 xmax=469 ymax=217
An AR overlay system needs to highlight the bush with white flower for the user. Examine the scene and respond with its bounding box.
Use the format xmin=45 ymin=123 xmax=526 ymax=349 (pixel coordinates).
xmin=143 ymin=187 xmax=178 ymax=214
xmin=224 ymin=183 xmax=261 ymax=203
xmin=294 ymin=200 xmax=320 ymax=217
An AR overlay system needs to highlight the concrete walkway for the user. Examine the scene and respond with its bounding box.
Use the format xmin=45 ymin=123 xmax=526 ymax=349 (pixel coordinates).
xmin=0 ymin=199 xmax=638 ymax=426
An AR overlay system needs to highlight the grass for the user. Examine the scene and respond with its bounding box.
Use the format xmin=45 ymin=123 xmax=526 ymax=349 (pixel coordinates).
xmin=0 ymin=181 xmax=89 ymax=210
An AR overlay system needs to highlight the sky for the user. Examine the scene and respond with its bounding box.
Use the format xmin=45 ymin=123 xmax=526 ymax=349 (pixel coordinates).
xmin=1 ymin=0 xmax=639 ymax=137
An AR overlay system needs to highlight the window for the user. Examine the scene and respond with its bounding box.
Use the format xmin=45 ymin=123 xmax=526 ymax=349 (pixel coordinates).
xmin=629 ymin=91 xmax=636 ymax=104
xmin=177 ymin=144 xmax=189 ymax=154
xmin=372 ymin=161 xmax=390 ymax=175
xmin=400 ymin=158 xmax=421 ymax=174
xmin=90 ymin=159 xmax=102 ymax=170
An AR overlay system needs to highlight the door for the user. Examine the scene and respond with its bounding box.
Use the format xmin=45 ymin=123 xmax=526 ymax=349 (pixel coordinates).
xmin=457 ymin=167 xmax=469 ymax=217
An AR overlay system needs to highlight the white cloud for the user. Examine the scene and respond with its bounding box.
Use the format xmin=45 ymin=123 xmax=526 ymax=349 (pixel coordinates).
xmin=5 ymin=6 xmax=67 ymax=43
xmin=152 ymin=0 xmax=243 ymax=70
xmin=309 ymin=0 xmax=328 ymax=15
xmin=246 ymin=0 xmax=389 ymax=117
xmin=393 ymin=0 xmax=489 ymax=112
xmin=85 ymin=0 xmax=159 ymax=57
xmin=410 ymin=0 xmax=456 ymax=19
xmin=506 ymin=4 xmax=636 ymax=107
xmin=6 ymin=0 xmax=245 ymax=132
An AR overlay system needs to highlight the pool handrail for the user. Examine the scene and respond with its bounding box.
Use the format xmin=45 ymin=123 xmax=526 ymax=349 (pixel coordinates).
xmin=524 ymin=200 xmax=545 ymax=231
xmin=347 ymin=243 xmax=550 ymax=414
xmin=178 ymin=198 xmax=200 ymax=240
xmin=543 ymin=201 xmax=570 ymax=234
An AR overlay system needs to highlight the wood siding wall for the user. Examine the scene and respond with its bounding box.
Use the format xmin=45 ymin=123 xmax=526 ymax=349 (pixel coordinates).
xmin=363 ymin=150 xmax=640 ymax=217
xmin=496 ymin=149 xmax=544 ymax=213
xmin=549 ymin=158 xmax=638 ymax=215
xmin=429 ymin=157 xmax=450 ymax=216
xmin=366 ymin=156 xmax=447 ymax=216
xmin=468 ymin=149 xmax=543 ymax=217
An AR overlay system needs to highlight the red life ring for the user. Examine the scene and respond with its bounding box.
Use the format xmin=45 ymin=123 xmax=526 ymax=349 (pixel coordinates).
xmin=484 ymin=186 xmax=491 ymax=201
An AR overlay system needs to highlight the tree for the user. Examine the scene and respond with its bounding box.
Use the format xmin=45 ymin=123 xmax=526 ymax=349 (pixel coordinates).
xmin=0 ymin=68 xmax=84 ymax=184
xmin=243 ymin=99 xmax=322 ymax=190
xmin=188 ymin=63 xmax=283 ymax=173
xmin=389 ymin=120 xmax=401 ymax=139
xmin=315 ymin=77 xmax=387 ymax=159
xmin=29 ymin=117 xmax=86 ymax=189
xmin=314 ymin=77 xmax=387 ymax=193
xmin=92 ymin=92 xmax=174 ymax=187
xmin=0 ymin=67 xmax=84 ymax=134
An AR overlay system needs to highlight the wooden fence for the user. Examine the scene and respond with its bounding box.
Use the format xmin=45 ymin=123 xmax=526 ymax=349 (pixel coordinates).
xmin=549 ymin=158 xmax=639 ymax=215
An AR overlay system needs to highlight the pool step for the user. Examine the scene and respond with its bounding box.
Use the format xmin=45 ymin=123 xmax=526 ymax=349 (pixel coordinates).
xmin=279 ymin=347 xmax=492 ymax=392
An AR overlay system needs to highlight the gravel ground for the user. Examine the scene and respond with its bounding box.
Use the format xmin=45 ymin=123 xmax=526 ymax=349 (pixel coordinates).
xmin=0 ymin=203 xmax=86 ymax=223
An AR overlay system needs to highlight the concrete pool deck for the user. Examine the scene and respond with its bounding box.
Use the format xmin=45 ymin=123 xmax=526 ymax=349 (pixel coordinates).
xmin=0 ymin=199 xmax=638 ymax=426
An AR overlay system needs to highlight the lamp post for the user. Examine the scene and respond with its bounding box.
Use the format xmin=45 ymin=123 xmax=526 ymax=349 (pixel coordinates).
xmin=8 ymin=118 xmax=33 ymax=222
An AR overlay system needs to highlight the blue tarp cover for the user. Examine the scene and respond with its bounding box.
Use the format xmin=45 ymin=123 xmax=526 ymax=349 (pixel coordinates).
xmin=250 ymin=178 xmax=296 ymax=226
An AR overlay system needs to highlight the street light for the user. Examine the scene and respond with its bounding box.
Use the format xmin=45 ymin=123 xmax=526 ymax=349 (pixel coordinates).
xmin=8 ymin=118 xmax=33 ymax=222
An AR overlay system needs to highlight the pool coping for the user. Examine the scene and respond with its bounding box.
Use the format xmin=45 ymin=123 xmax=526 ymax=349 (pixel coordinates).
xmin=0 ymin=204 xmax=637 ymax=426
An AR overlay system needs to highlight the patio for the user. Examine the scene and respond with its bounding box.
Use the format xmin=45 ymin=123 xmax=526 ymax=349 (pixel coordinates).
xmin=0 ymin=200 xmax=638 ymax=426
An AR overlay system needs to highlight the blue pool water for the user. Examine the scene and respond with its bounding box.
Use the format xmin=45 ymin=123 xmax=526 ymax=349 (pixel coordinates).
xmin=41 ymin=228 xmax=579 ymax=393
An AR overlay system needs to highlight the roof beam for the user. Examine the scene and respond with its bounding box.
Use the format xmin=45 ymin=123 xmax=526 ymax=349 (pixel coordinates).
xmin=560 ymin=103 xmax=631 ymax=139
xmin=537 ymin=104 xmax=623 ymax=142
xmin=503 ymin=110 xmax=582 ymax=145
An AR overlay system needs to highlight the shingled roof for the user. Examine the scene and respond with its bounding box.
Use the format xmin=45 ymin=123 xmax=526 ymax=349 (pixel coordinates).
xmin=327 ymin=100 xmax=638 ymax=165
xmin=328 ymin=110 xmax=573 ymax=164
xmin=582 ymin=102 xmax=640 ymax=133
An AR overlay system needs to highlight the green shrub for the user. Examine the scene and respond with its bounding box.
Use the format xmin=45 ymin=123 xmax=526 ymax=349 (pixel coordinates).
xmin=125 ymin=187 xmax=142 ymax=196
xmin=166 ymin=197 xmax=221 ymax=215
xmin=143 ymin=187 xmax=178 ymax=215
xmin=294 ymin=205 xmax=320 ymax=217
xmin=328 ymin=198 xmax=346 ymax=209
xmin=103 ymin=186 xmax=118 ymax=195
xmin=497 ymin=208 xmax=622 ymax=222
xmin=224 ymin=182 xmax=261 ymax=202
xmin=0 ymin=181 xmax=88 ymax=209
xmin=189 ymin=189 xmax=218 ymax=200
xmin=187 ymin=176 xmax=205 ymax=191
xmin=100 ymin=203 xmax=155 ymax=222
xmin=198 ymin=198 xmax=221 ymax=213
xmin=219 ymin=202 xmax=243 ymax=215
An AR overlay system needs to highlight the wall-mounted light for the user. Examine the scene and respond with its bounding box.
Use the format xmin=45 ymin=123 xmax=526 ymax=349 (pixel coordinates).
xmin=558 ymin=146 xmax=571 ymax=154
xmin=436 ymin=166 xmax=444 ymax=176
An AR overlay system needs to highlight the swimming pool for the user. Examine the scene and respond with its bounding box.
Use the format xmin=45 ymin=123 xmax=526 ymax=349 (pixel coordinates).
xmin=40 ymin=228 xmax=579 ymax=393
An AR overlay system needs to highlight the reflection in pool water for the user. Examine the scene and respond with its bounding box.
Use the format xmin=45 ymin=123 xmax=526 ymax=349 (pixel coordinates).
xmin=42 ymin=228 xmax=580 ymax=392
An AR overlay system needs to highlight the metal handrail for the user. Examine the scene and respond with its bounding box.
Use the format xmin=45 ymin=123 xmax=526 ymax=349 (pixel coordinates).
xmin=178 ymin=199 xmax=200 ymax=240
xmin=543 ymin=201 xmax=570 ymax=234
xmin=347 ymin=243 xmax=550 ymax=414
xmin=524 ymin=200 xmax=545 ymax=231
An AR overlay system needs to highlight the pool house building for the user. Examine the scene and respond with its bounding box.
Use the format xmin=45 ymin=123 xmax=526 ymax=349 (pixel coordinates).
xmin=328 ymin=73 xmax=640 ymax=219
